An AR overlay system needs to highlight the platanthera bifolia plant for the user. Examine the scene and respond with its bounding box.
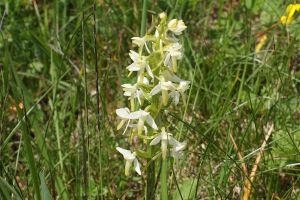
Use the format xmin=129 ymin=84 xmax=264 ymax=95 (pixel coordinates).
xmin=115 ymin=12 xmax=190 ymax=199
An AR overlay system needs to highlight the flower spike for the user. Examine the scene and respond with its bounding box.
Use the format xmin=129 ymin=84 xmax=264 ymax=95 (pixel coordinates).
xmin=116 ymin=13 xmax=189 ymax=179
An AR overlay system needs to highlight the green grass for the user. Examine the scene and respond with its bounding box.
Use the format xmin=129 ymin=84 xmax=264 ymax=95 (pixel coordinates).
xmin=1 ymin=0 xmax=300 ymax=199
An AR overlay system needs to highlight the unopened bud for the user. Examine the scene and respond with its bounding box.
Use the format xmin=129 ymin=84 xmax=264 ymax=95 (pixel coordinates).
xmin=159 ymin=12 xmax=167 ymax=20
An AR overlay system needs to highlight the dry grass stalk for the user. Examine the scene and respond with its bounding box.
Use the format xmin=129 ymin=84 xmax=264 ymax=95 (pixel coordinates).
xmin=242 ymin=123 xmax=274 ymax=200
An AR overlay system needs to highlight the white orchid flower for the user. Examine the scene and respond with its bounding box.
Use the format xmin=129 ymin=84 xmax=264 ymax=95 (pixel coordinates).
xmin=129 ymin=110 xmax=158 ymax=135
xmin=122 ymin=83 xmax=143 ymax=105
xmin=131 ymin=37 xmax=151 ymax=53
xmin=122 ymin=77 xmax=149 ymax=109
xmin=127 ymin=50 xmax=154 ymax=79
xmin=177 ymin=80 xmax=190 ymax=103
xmin=116 ymin=108 xmax=158 ymax=135
xmin=168 ymin=19 xmax=187 ymax=35
xmin=116 ymin=147 xmax=141 ymax=176
xmin=163 ymin=43 xmax=182 ymax=72
xmin=116 ymin=107 xmax=133 ymax=134
xmin=170 ymin=141 xmax=187 ymax=159
xmin=150 ymin=127 xmax=179 ymax=159
xmin=150 ymin=76 xmax=177 ymax=106
xmin=169 ymin=80 xmax=190 ymax=105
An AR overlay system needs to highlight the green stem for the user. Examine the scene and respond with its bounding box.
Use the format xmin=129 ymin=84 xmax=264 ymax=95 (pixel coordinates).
xmin=161 ymin=158 xmax=168 ymax=200
xmin=146 ymin=160 xmax=155 ymax=200
xmin=19 ymin=93 xmax=41 ymax=200
xmin=140 ymin=0 xmax=147 ymax=36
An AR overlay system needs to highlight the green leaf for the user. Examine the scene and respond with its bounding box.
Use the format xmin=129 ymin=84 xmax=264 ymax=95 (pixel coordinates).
xmin=173 ymin=179 xmax=197 ymax=200
xmin=260 ymin=1 xmax=281 ymax=25
xmin=245 ymin=0 xmax=253 ymax=10
xmin=39 ymin=172 xmax=52 ymax=200
xmin=0 ymin=177 xmax=22 ymax=200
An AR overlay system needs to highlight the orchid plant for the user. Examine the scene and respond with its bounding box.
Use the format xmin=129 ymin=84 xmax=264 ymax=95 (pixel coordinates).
xmin=115 ymin=12 xmax=189 ymax=199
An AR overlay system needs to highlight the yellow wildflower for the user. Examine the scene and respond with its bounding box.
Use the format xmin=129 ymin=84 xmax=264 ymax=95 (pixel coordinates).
xmin=255 ymin=34 xmax=268 ymax=53
xmin=280 ymin=4 xmax=300 ymax=24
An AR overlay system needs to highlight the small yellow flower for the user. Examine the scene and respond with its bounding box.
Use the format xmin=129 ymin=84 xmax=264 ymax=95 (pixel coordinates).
xmin=255 ymin=34 xmax=268 ymax=53
xmin=280 ymin=4 xmax=300 ymax=25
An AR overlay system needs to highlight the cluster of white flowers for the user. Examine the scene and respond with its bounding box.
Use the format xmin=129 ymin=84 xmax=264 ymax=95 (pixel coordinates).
xmin=116 ymin=13 xmax=190 ymax=176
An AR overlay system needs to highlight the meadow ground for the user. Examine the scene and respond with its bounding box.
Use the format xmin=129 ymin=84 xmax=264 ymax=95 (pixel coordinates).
xmin=1 ymin=0 xmax=300 ymax=199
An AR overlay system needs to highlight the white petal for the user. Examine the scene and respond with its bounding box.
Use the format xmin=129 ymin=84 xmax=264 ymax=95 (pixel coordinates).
xmin=128 ymin=110 xmax=149 ymax=119
xmin=136 ymin=90 xmax=142 ymax=105
xmin=144 ymin=126 xmax=148 ymax=135
xmin=168 ymin=19 xmax=187 ymax=35
xmin=129 ymin=50 xmax=139 ymax=61
xmin=168 ymin=19 xmax=177 ymax=30
xmin=122 ymin=120 xmax=131 ymax=135
xmin=178 ymin=81 xmax=190 ymax=92
xmin=150 ymin=135 xmax=162 ymax=145
xmin=161 ymin=81 xmax=176 ymax=91
xmin=143 ymin=77 xmax=149 ymax=85
xmin=116 ymin=108 xmax=130 ymax=119
xmin=164 ymin=53 xmax=171 ymax=67
xmin=162 ymin=70 xmax=181 ymax=82
xmin=123 ymin=91 xmax=131 ymax=96
xmin=170 ymin=91 xmax=180 ymax=105
xmin=171 ymin=141 xmax=186 ymax=159
xmin=132 ymin=37 xmax=145 ymax=47
xmin=155 ymin=29 xmax=159 ymax=38
xmin=150 ymin=84 xmax=162 ymax=96
xmin=138 ymin=76 xmax=149 ymax=85
xmin=170 ymin=51 xmax=182 ymax=57
xmin=127 ymin=63 xmax=140 ymax=71
xmin=146 ymin=115 xmax=158 ymax=130
xmin=116 ymin=147 xmax=133 ymax=159
xmin=122 ymin=83 xmax=134 ymax=89
xmin=174 ymin=141 xmax=187 ymax=152
xmin=145 ymin=64 xmax=154 ymax=79
xmin=172 ymin=43 xmax=182 ymax=50
xmin=134 ymin=159 xmax=141 ymax=175
xmin=168 ymin=137 xmax=179 ymax=146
